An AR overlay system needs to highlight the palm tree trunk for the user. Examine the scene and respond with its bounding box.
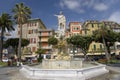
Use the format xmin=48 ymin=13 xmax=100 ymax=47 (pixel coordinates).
xmin=107 ymin=44 xmax=111 ymax=59
xmin=102 ymin=34 xmax=110 ymax=62
xmin=18 ymin=24 xmax=22 ymax=62
xmin=0 ymin=29 xmax=4 ymax=61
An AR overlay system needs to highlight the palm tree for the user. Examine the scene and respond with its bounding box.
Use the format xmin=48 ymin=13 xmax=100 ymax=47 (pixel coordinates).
xmin=93 ymin=22 xmax=111 ymax=61
xmin=0 ymin=13 xmax=14 ymax=61
xmin=12 ymin=3 xmax=31 ymax=62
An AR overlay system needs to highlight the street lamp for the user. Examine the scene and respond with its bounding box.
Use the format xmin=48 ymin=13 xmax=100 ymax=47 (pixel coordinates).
xmin=70 ymin=48 xmax=77 ymax=59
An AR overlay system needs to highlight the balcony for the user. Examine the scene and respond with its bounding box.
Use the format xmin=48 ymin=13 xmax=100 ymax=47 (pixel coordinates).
xmin=41 ymin=46 xmax=52 ymax=49
xmin=38 ymin=33 xmax=52 ymax=37
xmin=40 ymin=39 xmax=48 ymax=42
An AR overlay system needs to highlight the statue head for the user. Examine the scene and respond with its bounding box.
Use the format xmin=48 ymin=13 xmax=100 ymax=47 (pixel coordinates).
xmin=60 ymin=11 xmax=63 ymax=15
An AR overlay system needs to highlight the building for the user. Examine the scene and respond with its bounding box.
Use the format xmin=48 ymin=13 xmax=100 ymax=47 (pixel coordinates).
xmin=69 ymin=22 xmax=82 ymax=36
xmin=39 ymin=29 xmax=54 ymax=55
xmin=82 ymin=20 xmax=120 ymax=55
xmin=17 ymin=18 xmax=46 ymax=57
xmin=102 ymin=21 xmax=120 ymax=32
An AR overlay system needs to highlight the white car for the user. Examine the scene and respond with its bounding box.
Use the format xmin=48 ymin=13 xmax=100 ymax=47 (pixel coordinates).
xmin=2 ymin=58 xmax=8 ymax=62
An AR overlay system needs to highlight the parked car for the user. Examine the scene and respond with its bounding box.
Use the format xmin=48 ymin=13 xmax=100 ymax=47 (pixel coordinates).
xmin=2 ymin=57 xmax=8 ymax=62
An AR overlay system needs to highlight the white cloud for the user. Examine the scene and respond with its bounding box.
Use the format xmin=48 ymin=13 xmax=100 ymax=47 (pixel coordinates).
xmin=63 ymin=0 xmax=80 ymax=10
xmin=108 ymin=12 xmax=120 ymax=23
xmin=94 ymin=3 xmax=108 ymax=11
xmin=59 ymin=0 xmax=118 ymax=13
xmin=59 ymin=0 xmax=84 ymax=13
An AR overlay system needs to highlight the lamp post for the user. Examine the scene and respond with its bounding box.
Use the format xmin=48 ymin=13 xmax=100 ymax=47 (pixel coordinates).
xmin=70 ymin=46 xmax=77 ymax=59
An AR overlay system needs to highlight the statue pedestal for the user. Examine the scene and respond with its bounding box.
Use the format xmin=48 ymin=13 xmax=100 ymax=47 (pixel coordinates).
xmin=42 ymin=59 xmax=83 ymax=69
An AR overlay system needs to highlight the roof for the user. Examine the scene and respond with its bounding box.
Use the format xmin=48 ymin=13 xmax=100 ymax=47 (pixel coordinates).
xmin=28 ymin=18 xmax=47 ymax=29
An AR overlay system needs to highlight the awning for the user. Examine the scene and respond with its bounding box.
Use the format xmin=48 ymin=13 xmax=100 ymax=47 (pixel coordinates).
xmin=23 ymin=55 xmax=37 ymax=58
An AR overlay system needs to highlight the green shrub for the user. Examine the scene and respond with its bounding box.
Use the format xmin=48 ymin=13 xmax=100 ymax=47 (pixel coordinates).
xmin=37 ymin=57 xmax=43 ymax=62
xmin=0 ymin=61 xmax=7 ymax=67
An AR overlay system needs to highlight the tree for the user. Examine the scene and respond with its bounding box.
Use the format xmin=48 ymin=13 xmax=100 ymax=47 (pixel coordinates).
xmin=48 ymin=36 xmax=58 ymax=46
xmin=67 ymin=35 xmax=93 ymax=59
xmin=12 ymin=3 xmax=31 ymax=62
xmin=0 ymin=13 xmax=14 ymax=61
xmin=35 ymin=48 xmax=45 ymax=62
xmin=48 ymin=36 xmax=58 ymax=58
xmin=48 ymin=36 xmax=58 ymax=50
xmin=4 ymin=38 xmax=29 ymax=57
xmin=116 ymin=32 xmax=120 ymax=42
xmin=93 ymin=23 xmax=118 ymax=61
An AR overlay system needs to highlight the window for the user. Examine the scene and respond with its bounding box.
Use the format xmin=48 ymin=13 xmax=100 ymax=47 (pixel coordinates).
xmin=28 ymin=30 xmax=33 ymax=34
xmin=40 ymin=32 xmax=42 ymax=36
xmin=74 ymin=27 xmax=76 ymax=30
xmin=33 ymin=29 xmax=37 ymax=33
xmin=28 ymin=30 xmax=30 ymax=34
xmin=92 ymin=31 xmax=95 ymax=34
xmin=48 ymin=32 xmax=50 ymax=35
xmin=76 ymin=27 xmax=79 ymax=30
xmin=85 ymin=30 xmax=87 ymax=34
xmin=33 ymin=38 xmax=36 ymax=43
xmin=30 ymin=38 xmax=36 ymax=43
xmin=35 ymin=22 xmax=37 ymax=26
xmin=93 ymin=44 xmax=96 ymax=50
xmin=29 ymin=38 xmax=31 ymax=43
xmin=30 ymin=38 xmax=33 ymax=43
xmin=100 ymin=44 xmax=102 ymax=50
xmin=32 ymin=47 xmax=36 ymax=52
xmin=92 ymin=24 xmax=94 ymax=28
xmin=27 ymin=23 xmax=29 ymax=27
xmin=30 ymin=23 xmax=31 ymax=26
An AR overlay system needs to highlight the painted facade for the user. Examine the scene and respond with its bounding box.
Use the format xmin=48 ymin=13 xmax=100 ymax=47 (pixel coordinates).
xmin=39 ymin=29 xmax=54 ymax=54
xmin=17 ymin=18 xmax=46 ymax=56
xmin=69 ymin=22 xmax=82 ymax=36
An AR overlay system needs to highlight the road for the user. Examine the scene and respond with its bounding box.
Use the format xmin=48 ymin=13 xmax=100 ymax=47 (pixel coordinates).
xmin=0 ymin=67 xmax=20 ymax=80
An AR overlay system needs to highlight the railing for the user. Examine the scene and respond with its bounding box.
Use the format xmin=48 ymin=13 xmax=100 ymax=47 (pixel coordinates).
xmin=41 ymin=46 xmax=52 ymax=49
xmin=40 ymin=39 xmax=48 ymax=42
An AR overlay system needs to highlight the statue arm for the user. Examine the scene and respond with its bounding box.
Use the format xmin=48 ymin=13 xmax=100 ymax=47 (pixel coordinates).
xmin=54 ymin=14 xmax=58 ymax=17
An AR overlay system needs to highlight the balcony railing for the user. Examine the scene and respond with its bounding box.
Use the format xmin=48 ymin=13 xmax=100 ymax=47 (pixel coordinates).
xmin=40 ymin=39 xmax=48 ymax=42
xmin=41 ymin=46 xmax=52 ymax=49
xmin=38 ymin=33 xmax=52 ymax=36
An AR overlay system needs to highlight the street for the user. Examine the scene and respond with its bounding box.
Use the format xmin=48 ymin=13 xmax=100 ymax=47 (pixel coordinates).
xmin=0 ymin=67 xmax=20 ymax=80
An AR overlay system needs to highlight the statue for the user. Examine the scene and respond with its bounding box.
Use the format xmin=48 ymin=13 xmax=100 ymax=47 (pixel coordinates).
xmin=54 ymin=11 xmax=66 ymax=38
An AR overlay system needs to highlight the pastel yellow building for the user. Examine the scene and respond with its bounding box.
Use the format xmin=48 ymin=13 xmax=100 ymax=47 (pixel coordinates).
xmin=82 ymin=20 xmax=104 ymax=55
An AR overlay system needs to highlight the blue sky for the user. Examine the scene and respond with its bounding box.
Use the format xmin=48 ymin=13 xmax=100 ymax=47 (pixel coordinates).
xmin=1 ymin=0 xmax=120 ymax=32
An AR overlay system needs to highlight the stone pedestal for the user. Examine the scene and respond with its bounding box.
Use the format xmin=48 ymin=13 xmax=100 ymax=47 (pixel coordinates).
xmin=42 ymin=59 xmax=82 ymax=69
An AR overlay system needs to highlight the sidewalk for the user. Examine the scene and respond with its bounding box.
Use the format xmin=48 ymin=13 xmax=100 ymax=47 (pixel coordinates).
xmin=106 ymin=64 xmax=120 ymax=73
xmin=88 ymin=64 xmax=120 ymax=80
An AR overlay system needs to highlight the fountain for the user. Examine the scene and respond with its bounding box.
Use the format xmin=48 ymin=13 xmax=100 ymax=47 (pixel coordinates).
xmin=20 ymin=11 xmax=109 ymax=80
xmin=20 ymin=37 xmax=109 ymax=80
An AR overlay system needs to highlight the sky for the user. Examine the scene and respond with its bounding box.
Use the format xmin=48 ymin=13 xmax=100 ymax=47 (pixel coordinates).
xmin=1 ymin=0 xmax=120 ymax=37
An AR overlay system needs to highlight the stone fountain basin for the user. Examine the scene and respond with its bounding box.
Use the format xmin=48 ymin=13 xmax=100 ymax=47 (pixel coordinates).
xmin=20 ymin=64 xmax=109 ymax=80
